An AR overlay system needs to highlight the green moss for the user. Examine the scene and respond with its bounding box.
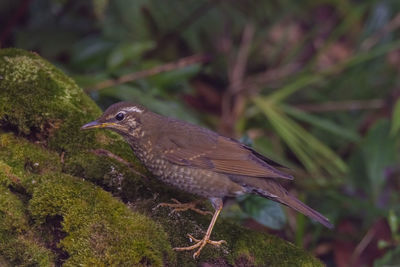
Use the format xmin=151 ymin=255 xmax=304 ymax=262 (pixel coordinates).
xmin=0 ymin=184 xmax=54 ymax=266
xmin=0 ymin=132 xmax=173 ymax=265
xmin=0 ymin=132 xmax=61 ymax=173
xmin=29 ymin=174 xmax=174 ymax=266
xmin=0 ymin=48 xmax=100 ymax=152
xmin=228 ymin=228 xmax=322 ymax=266
xmin=150 ymin=204 xmax=323 ymax=267
xmin=0 ymin=184 xmax=27 ymax=233
xmin=0 ymin=161 xmax=20 ymax=187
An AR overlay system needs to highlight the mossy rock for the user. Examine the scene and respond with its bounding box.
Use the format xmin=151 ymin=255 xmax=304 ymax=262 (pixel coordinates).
xmin=0 ymin=48 xmax=323 ymax=266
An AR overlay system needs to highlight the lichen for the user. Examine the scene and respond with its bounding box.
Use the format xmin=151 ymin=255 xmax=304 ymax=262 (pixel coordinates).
xmin=0 ymin=48 xmax=323 ymax=266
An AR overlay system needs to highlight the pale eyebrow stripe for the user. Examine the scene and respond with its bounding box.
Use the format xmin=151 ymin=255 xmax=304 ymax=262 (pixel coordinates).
xmin=124 ymin=107 xmax=143 ymax=113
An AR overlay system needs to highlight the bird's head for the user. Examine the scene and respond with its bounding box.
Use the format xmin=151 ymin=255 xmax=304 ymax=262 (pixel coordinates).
xmin=81 ymin=102 xmax=147 ymax=137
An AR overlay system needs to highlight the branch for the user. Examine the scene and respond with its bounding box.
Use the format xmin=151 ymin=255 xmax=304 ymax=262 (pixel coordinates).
xmin=220 ymin=23 xmax=254 ymax=135
xmin=86 ymin=54 xmax=209 ymax=92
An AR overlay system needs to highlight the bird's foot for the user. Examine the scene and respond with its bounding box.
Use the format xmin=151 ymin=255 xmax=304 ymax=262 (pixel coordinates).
xmin=156 ymin=198 xmax=212 ymax=216
xmin=174 ymin=234 xmax=226 ymax=259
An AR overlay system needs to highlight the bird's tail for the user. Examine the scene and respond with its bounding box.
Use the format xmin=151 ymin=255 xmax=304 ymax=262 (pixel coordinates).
xmin=243 ymin=178 xmax=334 ymax=229
xmin=280 ymin=194 xmax=334 ymax=229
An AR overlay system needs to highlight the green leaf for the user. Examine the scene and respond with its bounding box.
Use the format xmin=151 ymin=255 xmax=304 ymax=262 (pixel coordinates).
xmin=388 ymin=210 xmax=399 ymax=236
xmin=70 ymin=36 xmax=115 ymax=71
xmin=374 ymin=245 xmax=400 ymax=267
xmin=92 ymin=0 xmax=110 ymax=19
xmin=238 ymin=195 xmax=287 ymax=230
xmin=361 ymin=119 xmax=397 ymax=202
xmin=283 ymin=105 xmax=361 ymax=142
xmin=267 ymin=39 xmax=400 ymax=103
xmin=107 ymin=41 xmax=155 ymax=70
xmin=390 ymin=99 xmax=400 ymax=137
xmin=149 ymin=64 xmax=201 ymax=89
xmin=253 ymin=97 xmax=347 ymax=177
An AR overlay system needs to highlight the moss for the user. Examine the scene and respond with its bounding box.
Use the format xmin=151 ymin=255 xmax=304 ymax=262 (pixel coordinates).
xmin=150 ymin=204 xmax=323 ymax=267
xmin=29 ymin=174 xmax=174 ymax=266
xmin=0 ymin=49 xmax=99 ymax=149
xmin=227 ymin=228 xmax=322 ymax=266
xmin=0 ymin=132 xmax=61 ymax=173
xmin=0 ymin=132 xmax=62 ymax=194
xmin=0 ymin=183 xmax=27 ymax=233
xmin=0 ymin=132 xmax=174 ymax=266
xmin=0 ymin=184 xmax=54 ymax=266
xmin=0 ymin=48 xmax=323 ymax=266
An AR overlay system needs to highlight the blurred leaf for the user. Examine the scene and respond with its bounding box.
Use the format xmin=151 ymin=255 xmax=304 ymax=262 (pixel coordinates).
xmin=238 ymin=195 xmax=287 ymax=230
xmin=92 ymin=0 xmax=110 ymax=19
xmin=388 ymin=210 xmax=399 ymax=236
xmin=295 ymin=196 xmax=306 ymax=247
xmin=70 ymin=36 xmax=115 ymax=71
xmin=149 ymin=65 xmax=201 ymax=96
xmin=16 ymin=30 xmax=80 ymax=59
xmin=253 ymin=97 xmax=347 ymax=177
xmin=253 ymin=136 xmax=289 ymax=168
xmin=107 ymin=41 xmax=155 ymax=70
xmin=283 ymin=105 xmax=361 ymax=142
xmin=390 ymin=99 xmax=400 ymax=137
xmin=363 ymin=1 xmax=391 ymax=44
xmin=268 ymin=39 xmax=400 ymax=103
xmin=102 ymin=0 xmax=162 ymax=41
xmin=373 ymin=245 xmax=400 ymax=267
xmin=377 ymin=239 xmax=390 ymax=250
xmin=361 ymin=119 xmax=397 ymax=202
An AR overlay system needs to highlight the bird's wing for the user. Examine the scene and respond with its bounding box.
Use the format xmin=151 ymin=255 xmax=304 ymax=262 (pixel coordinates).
xmin=159 ymin=124 xmax=293 ymax=180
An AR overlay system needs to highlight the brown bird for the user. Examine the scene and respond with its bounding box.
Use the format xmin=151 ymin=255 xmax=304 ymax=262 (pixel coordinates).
xmin=81 ymin=101 xmax=333 ymax=258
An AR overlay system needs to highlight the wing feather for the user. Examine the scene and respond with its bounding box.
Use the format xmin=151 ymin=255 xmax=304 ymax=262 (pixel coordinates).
xmin=160 ymin=127 xmax=293 ymax=180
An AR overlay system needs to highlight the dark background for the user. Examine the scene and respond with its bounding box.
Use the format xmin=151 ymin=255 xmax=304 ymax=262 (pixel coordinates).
xmin=1 ymin=0 xmax=400 ymax=266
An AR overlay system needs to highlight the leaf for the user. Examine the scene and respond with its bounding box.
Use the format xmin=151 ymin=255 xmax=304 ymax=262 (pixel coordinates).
xmin=238 ymin=195 xmax=287 ymax=230
xmin=361 ymin=119 xmax=398 ymax=202
xmin=388 ymin=210 xmax=399 ymax=236
xmin=107 ymin=41 xmax=155 ymax=70
xmin=390 ymin=99 xmax=400 ymax=137
xmin=149 ymin=64 xmax=201 ymax=90
xmin=373 ymin=245 xmax=400 ymax=267
xmin=253 ymin=97 xmax=347 ymax=177
xmin=92 ymin=0 xmax=110 ymax=19
xmin=70 ymin=36 xmax=115 ymax=71
xmin=283 ymin=105 xmax=361 ymax=142
xmin=267 ymin=39 xmax=400 ymax=103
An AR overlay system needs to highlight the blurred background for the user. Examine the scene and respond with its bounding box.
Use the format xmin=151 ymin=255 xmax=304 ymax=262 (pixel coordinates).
xmin=1 ymin=0 xmax=400 ymax=266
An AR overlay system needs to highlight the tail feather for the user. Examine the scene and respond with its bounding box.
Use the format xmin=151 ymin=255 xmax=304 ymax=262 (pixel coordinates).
xmin=281 ymin=195 xmax=334 ymax=229
xmin=234 ymin=177 xmax=334 ymax=229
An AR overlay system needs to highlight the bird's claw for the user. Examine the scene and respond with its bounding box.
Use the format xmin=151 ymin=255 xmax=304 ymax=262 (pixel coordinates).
xmin=156 ymin=198 xmax=212 ymax=216
xmin=174 ymin=233 xmax=226 ymax=259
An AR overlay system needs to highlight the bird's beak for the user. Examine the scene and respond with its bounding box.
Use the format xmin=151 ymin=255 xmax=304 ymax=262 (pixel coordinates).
xmin=81 ymin=120 xmax=116 ymax=130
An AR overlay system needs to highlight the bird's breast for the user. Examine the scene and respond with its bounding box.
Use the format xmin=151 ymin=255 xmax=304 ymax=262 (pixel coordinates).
xmin=132 ymin=148 xmax=240 ymax=198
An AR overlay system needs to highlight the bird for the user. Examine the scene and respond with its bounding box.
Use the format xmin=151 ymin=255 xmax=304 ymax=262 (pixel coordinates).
xmin=81 ymin=101 xmax=333 ymax=259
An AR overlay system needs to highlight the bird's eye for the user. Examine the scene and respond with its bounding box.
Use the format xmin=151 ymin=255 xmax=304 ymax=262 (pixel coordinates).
xmin=115 ymin=112 xmax=125 ymax=121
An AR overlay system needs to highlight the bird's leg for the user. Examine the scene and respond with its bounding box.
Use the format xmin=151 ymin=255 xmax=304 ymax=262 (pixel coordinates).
xmin=174 ymin=198 xmax=226 ymax=259
xmin=156 ymin=198 xmax=213 ymax=216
